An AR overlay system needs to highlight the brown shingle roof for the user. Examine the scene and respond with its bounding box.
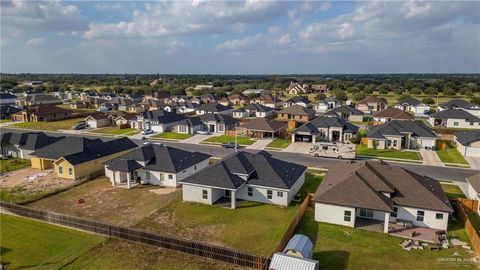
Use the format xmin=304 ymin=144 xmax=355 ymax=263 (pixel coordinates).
xmin=357 ymin=96 xmax=388 ymax=105
xmin=28 ymin=105 xmax=71 ymax=116
xmin=373 ymin=107 xmax=414 ymax=120
xmin=239 ymin=118 xmax=287 ymax=132
xmin=278 ymin=105 xmax=315 ymax=116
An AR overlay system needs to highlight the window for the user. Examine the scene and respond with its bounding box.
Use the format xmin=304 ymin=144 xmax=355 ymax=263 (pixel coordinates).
xmin=68 ymin=168 xmax=73 ymax=176
xmin=202 ymin=190 xmax=208 ymax=200
xmin=159 ymin=173 xmax=164 ymax=181
xmin=58 ymin=166 xmax=63 ymax=174
xmin=454 ymin=122 xmax=459 ymax=127
xmin=359 ymin=208 xmax=374 ymax=218
xmin=387 ymin=140 xmax=392 ymax=147
xmin=277 ymin=191 xmax=283 ymax=197
xmin=267 ymin=190 xmax=273 ymax=199
xmin=247 ymin=187 xmax=253 ymax=197
xmin=146 ymin=171 xmax=151 ymax=180
xmin=470 ymin=122 xmax=474 ymax=126
xmin=436 ymin=213 xmax=444 ymax=220
xmin=392 ymin=207 xmax=398 ymax=218
xmin=393 ymin=140 xmax=397 ymax=147
xmin=344 ymin=211 xmax=351 ymax=222
xmin=416 ymin=210 xmax=425 ymax=222
xmin=194 ymin=165 xmax=197 ymax=170
xmin=168 ymin=174 xmax=173 ymax=179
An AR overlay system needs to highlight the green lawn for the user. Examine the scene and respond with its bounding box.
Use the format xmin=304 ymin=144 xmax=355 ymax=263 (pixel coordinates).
xmin=440 ymin=182 xmax=466 ymax=199
xmin=10 ymin=118 xmax=85 ymax=131
xmin=0 ymin=214 xmax=106 ymax=270
xmin=295 ymin=208 xmax=476 ymax=270
xmin=436 ymin=140 xmax=469 ymax=165
xmin=202 ymin=135 xmax=254 ymax=145
xmin=0 ymin=119 xmax=12 ymax=123
xmin=267 ymin=138 xmax=292 ymax=149
xmin=92 ymin=126 xmax=138 ymax=135
xmin=152 ymin=132 xmax=194 ymax=140
xmin=0 ymin=158 xmax=30 ymax=173
xmin=356 ymin=144 xmax=421 ymax=160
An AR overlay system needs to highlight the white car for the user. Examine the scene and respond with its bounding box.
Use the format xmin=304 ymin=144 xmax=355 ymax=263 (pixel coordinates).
xmin=196 ymin=130 xmax=209 ymax=135
xmin=141 ymin=129 xmax=154 ymax=135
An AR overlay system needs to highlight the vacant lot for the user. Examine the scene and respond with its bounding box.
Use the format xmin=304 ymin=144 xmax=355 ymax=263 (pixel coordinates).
xmin=0 ymin=167 xmax=75 ymax=203
xmin=92 ymin=126 xmax=139 ymax=135
xmin=28 ymin=177 xmax=179 ymax=226
xmin=152 ymin=132 xmax=194 ymax=140
xmin=295 ymin=208 xmax=476 ymax=270
xmin=0 ymin=214 xmax=106 ymax=270
xmin=203 ymin=135 xmax=254 ymax=146
xmin=10 ymin=118 xmax=85 ymax=131
xmin=436 ymin=140 xmax=469 ymax=165
xmin=0 ymin=157 xmax=30 ymax=173
xmin=356 ymin=145 xmax=421 ymax=160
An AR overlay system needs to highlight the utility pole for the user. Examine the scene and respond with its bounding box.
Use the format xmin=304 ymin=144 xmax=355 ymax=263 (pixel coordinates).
xmin=234 ymin=123 xmax=238 ymax=153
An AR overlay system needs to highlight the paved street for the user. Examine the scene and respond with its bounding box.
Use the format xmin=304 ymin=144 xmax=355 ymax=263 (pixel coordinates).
xmin=2 ymin=127 xmax=478 ymax=183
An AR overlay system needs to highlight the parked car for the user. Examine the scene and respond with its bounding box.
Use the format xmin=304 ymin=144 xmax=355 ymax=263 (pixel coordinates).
xmin=73 ymin=122 xmax=88 ymax=130
xmin=141 ymin=129 xmax=154 ymax=135
xmin=196 ymin=130 xmax=209 ymax=135
xmin=222 ymin=142 xmax=239 ymax=149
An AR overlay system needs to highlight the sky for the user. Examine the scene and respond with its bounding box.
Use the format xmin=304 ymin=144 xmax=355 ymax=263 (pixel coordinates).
xmin=1 ymin=0 xmax=479 ymax=74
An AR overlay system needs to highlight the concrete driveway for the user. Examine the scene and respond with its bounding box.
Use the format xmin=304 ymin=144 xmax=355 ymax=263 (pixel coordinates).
xmin=419 ymin=149 xmax=444 ymax=167
xmin=181 ymin=134 xmax=216 ymax=144
xmin=466 ymin=156 xmax=480 ymax=170
xmin=246 ymin=139 xmax=272 ymax=150
xmin=283 ymin=142 xmax=312 ymax=154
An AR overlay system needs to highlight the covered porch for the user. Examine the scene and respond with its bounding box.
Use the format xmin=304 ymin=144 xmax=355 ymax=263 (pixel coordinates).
xmin=212 ymin=189 xmax=238 ymax=209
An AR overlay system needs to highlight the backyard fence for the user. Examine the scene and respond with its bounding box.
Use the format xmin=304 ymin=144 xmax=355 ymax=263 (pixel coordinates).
xmin=455 ymin=198 xmax=479 ymax=213
xmin=274 ymin=193 xmax=313 ymax=253
xmin=0 ymin=202 xmax=271 ymax=270
xmin=451 ymin=199 xmax=480 ymax=257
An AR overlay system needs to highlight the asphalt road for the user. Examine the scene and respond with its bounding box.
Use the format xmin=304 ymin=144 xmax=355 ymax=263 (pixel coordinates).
xmin=2 ymin=127 xmax=478 ymax=183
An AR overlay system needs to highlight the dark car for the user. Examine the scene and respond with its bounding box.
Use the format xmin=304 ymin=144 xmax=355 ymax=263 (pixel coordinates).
xmin=222 ymin=142 xmax=239 ymax=149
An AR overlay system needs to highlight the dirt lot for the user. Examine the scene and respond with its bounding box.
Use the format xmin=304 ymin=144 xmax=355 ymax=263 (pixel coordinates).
xmin=28 ymin=177 xmax=179 ymax=227
xmin=0 ymin=167 xmax=73 ymax=193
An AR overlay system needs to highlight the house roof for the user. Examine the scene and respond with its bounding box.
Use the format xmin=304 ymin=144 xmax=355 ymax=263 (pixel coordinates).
xmin=396 ymin=97 xmax=423 ymax=107
xmin=372 ymin=107 xmax=414 ymax=120
xmin=0 ymin=93 xmax=17 ymax=99
xmin=466 ymin=173 xmax=480 ymax=193
xmin=105 ymin=144 xmax=210 ymax=173
xmin=278 ymin=105 xmax=315 ymax=116
xmin=357 ymin=96 xmax=387 ymax=105
xmin=325 ymin=105 xmax=364 ymax=116
xmin=176 ymin=116 xmax=204 ymax=127
xmin=295 ymin=116 xmax=359 ymax=135
xmin=24 ymin=105 xmax=71 ymax=116
xmin=24 ymin=94 xmax=61 ymax=103
xmin=180 ymin=151 xmax=307 ymax=190
xmin=287 ymin=96 xmax=311 ymax=104
xmin=31 ymin=137 xmax=137 ymax=165
xmin=140 ymin=109 xmax=186 ymax=124
xmin=199 ymin=113 xmax=238 ymax=125
xmin=313 ymin=160 xmax=453 ymax=213
xmin=367 ymin=120 xmax=437 ymax=139
xmin=440 ymin=99 xmax=475 ymax=109
xmin=0 ymin=104 xmax=21 ymax=115
xmin=239 ymin=118 xmax=287 ymax=132
xmin=284 ymin=234 xmax=314 ymax=259
xmin=455 ymin=130 xmax=480 ymax=146
xmin=269 ymin=253 xmax=318 ymax=270
xmin=430 ymin=109 xmax=480 ymax=122
xmin=197 ymin=103 xmax=232 ymax=112
xmin=0 ymin=131 xmax=64 ymax=150
xmin=85 ymin=112 xmax=108 ymax=120
xmin=244 ymin=103 xmax=273 ymax=112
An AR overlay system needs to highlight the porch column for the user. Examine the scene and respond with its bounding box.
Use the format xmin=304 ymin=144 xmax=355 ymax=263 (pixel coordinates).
xmin=384 ymin=212 xmax=390 ymax=233
xmin=126 ymin=172 xmax=131 ymax=189
xmin=112 ymin=172 xmax=116 ymax=187
xmin=272 ymin=132 xmax=274 ymax=139
xmin=312 ymin=134 xmax=316 ymax=144
xmin=231 ymin=191 xmax=236 ymax=209
xmin=292 ymin=134 xmax=295 ymax=143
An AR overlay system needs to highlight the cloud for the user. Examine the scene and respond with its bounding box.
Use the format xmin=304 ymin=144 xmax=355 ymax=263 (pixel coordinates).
xmin=26 ymin=37 xmax=44 ymax=48
xmin=278 ymin=34 xmax=292 ymax=45
xmin=215 ymin=34 xmax=265 ymax=50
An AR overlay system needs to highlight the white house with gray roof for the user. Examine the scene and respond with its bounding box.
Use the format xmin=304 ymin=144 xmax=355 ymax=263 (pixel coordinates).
xmin=367 ymin=120 xmax=437 ymax=150
xmin=429 ymin=109 xmax=480 ymax=129
xmin=439 ymin=99 xmax=480 ymax=117
xmin=395 ymin=97 xmax=430 ymax=117
xmin=454 ymin=130 xmax=480 ymax=157
xmin=293 ymin=116 xmax=359 ymax=143
xmin=104 ymin=144 xmax=210 ymax=188
xmin=324 ymin=105 xmax=364 ymax=122
xmin=180 ymin=151 xmax=307 ymax=208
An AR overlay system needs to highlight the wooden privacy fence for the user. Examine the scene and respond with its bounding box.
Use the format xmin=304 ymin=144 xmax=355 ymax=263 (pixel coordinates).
xmin=274 ymin=193 xmax=313 ymax=253
xmin=451 ymin=199 xmax=480 ymax=257
xmin=0 ymin=202 xmax=271 ymax=270
xmin=456 ymin=198 xmax=479 ymax=213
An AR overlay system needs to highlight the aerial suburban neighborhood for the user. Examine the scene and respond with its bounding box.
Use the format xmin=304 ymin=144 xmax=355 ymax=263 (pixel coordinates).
xmin=1 ymin=1 xmax=479 ymax=270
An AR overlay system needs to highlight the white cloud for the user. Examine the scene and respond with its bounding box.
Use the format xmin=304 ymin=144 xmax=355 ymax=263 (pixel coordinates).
xmin=215 ymin=34 xmax=265 ymax=50
xmin=26 ymin=37 xmax=44 ymax=48
xmin=278 ymin=34 xmax=292 ymax=45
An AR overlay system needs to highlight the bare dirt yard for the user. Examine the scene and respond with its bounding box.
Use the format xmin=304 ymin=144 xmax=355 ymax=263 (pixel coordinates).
xmin=28 ymin=177 xmax=179 ymax=227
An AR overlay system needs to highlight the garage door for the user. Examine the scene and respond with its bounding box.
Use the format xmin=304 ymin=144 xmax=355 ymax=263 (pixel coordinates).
xmin=466 ymin=147 xmax=480 ymax=157
xmin=294 ymin=134 xmax=312 ymax=142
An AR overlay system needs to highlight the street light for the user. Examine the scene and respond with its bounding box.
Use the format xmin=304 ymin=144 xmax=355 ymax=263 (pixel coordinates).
xmin=234 ymin=123 xmax=238 ymax=153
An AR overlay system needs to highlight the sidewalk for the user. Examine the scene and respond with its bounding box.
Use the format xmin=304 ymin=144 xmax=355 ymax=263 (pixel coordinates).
xmin=419 ymin=149 xmax=444 ymax=167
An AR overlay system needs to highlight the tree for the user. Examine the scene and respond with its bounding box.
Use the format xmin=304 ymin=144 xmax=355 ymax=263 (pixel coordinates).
xmin=409 ymin=88 xmax=422 ymax=95
xmin=334 ymin=89 xmax=347 ymax=101
xmin=353 ymin=92 xmax=366 ymax=101
xmin=443 ymin=88 xmax=455 ymax=96
xmin=422 ymin=97 xmax=435 ymax=105
xmin=315 ymin=93 xmax=327 ymax=101
xmin=355 ymin=83 xmax=366 ymax=91
xmin=471 ymin=97 xmax=480 ymax=106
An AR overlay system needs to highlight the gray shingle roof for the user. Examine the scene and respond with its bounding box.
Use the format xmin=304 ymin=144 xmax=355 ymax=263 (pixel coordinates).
xmin=140 ymin=109 xmax=186 ymax=124
xmin=440 ymin=99 xmax=474 ymax=109
xmin=326 ymin=105 xmax=364 ymax=116
xmin=367 ymin=120 xmax=437 ymax=139
xmin=314 ymin=160 xmax=453 ymax=213
xmin=287 ymin=96 xmax=311 ymax=104
xmin=295 ymin=116 xmax=359 ymax=134
xmin=239 ymin=118 xmax=287 ymax=132
xmin=430 ymin=109 xmax=480 ymax=122
xmin=198 ymin=103 xmax=232 ymax=112
xmin=180 ymin=151 xmax=307 ymax=190
xmin=244 ymin=103 xmax=273 ymax=112
xmin=0 ymin=132 xmax=64 ymax=150
xmin=199 ymin=113 xmax=238 ymax=125
xmin=396 ymin=97 xmax=422 ymax=107
xmin=455 ymin=130 xmax=480 ymax=146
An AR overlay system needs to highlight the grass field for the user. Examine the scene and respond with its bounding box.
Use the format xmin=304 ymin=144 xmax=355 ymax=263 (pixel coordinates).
xmin=0 ymin=158 xmax=30 ymax=173
xmin=266 ymin=138 xmax=291 ymax=149
xmin=440 ymin=182 xmax=466 ymax=199
xmin=203 ymin=135 xmax=254 ymax=145
xmin=10 ymin=118 xmax=85 ymax=131
xmin=0 ymin=119 xmax=12 ymax=123
xmin=356 ymin=144 xmax=421 ymax=160
xmin=92 ymin=126 xmax=138 ymax=135
xmin=0 ymin=186 xmax=70 ymax=204
xmin=295 ymin=208 xmax=476 ymax=270
xmin=0 ymin=214 xmax=106 ymax=270
xmin=436 ymin=140 xmax=469 ymax=165
xmin=152 ymin=132 xmax=194 ymax=140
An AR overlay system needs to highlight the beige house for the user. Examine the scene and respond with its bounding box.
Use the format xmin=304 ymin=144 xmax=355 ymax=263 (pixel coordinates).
xmin=367 ymin=120 xmax=437 ymax=150
xmin=356 ymin=96 xmax=388 ymax=114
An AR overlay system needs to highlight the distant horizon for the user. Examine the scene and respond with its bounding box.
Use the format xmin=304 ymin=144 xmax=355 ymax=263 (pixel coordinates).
xmin=1 ymin=72 xmax=480 ymax=76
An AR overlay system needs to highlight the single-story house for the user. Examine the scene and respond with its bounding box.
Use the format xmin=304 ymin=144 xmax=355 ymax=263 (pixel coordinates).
xmin=171 ymin=117 xmax=204 ymax=134
xmin=314 ymin=160 xmax=453 ymax=232
xmin=131 ymin=109 xmax=187 ymax=132
xmin=237 ymin=118 xmax=287 ymax=139
xmin=277 ymin=105 xmax=316 ymax=127
xmin=315 ymin=96 xmax=341 ymax=114
xmin=0 ymin=92 xmax=17 ymax=105
xmin=198 ymin=113 xmax=239 ymax=134
xmin=1 ymin=132 xmax=64 ymax=159
xmin=466 ymin=173 xmax=480 ymax=214
xmin=195 ymin=103 xmax=233 ymax=115
xmin=395 ymin=97 xmax=430 ymax=117
xmin=199 ymin=94 xmax=217 ymax=103
xmin=293 ymin=116 xmax=359 ymax=143
xmin=429 ymin=109 xmax=480 ymax=129
xmin=439 ymin=99 xmax=480 ymax=117
xmin=355 ymin=96 xmax=388 ymax=114
xmin=372 ymin=107 xmax=414 ymax=123
xmin=139 ymin=99 xmax=165 ymax=111
xmin=250 ymin=94 xmax=281 ymax=108
xmin=454 ymin=130 xmax=480 ymax=157
xmin=11 ymin=105 xmax=72 ymax=122
xmin=85 ymin=113 xmax=111 ymax=128
xmin=218 ymin=94 xmax=249 ymax=106
xmin=367 ymin=120 xmax=437 ymax=150
xmin=0 ymin=104 xmax=22 ymax=119
xmin=104 ymin=143 xmax=210 ymax=188
xmin=30 ymin=137 xmax=137 ymax=180
xmin=324 ymin=105 xmax=364 ymax=122
xmin=15 ymin=94 xmax=62 ymax=108
xmin=286 ymin=82 xmax=308 ymax=95
xmin=242 ymin=103 xmax=274 ymax=118
xmin=283 ymin=96 xmax=312 ymax=108
xmin=180 ymin=151 xmax=307 ymax=208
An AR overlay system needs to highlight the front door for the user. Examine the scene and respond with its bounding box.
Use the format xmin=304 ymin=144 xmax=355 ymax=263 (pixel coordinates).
xmin=332 ymin=131 xmax=340 ymax=142
xmin=209 ymin=124 xmax=215 ymax=132
xmin=225 ymin=190 xmax=231 ymax=197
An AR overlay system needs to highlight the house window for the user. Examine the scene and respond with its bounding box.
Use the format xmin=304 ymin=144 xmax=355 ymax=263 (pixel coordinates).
xmin=344 ymin=211 xmax=351 ymax=222
xmin=277 ymin=191 xmax=283 ymax=197
xmin=454 ymin=122 xmax=459 ymax=127
xmin=159 ymin=173 xmax=164 ymax=181
xmin=416 ymin=210 xmax=425 ymax=222
xmin=436 ymin=213 xmax=444 ymax=220
xmin=359 ymin=208 xmax=374 ymax=218
xmin=393 ymin=140 xmax=397 ymax=147
xmin=470 ymin=122 xmax=474 ymax=126
xmin=247 ymin=187 xmax=253 ymax=197
xmin=68 ymin=168 xmax=73 ymax=176
xmin=392 ymin=207 xmax=398 ymax=218
xmin=58 ymin=166 xmax=63 ymax=174
xmin=168 ymin=174 xmax=173 ymax=179
xmin=146 ymin=171 xmax=151 ymax=180
xmin=202 ymin=190 xmax=208 ymax=200
xmin=267 ymin=190 xmax=273 ymax=199
xmin=387 ymin=140 xmax=392 ymax=147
